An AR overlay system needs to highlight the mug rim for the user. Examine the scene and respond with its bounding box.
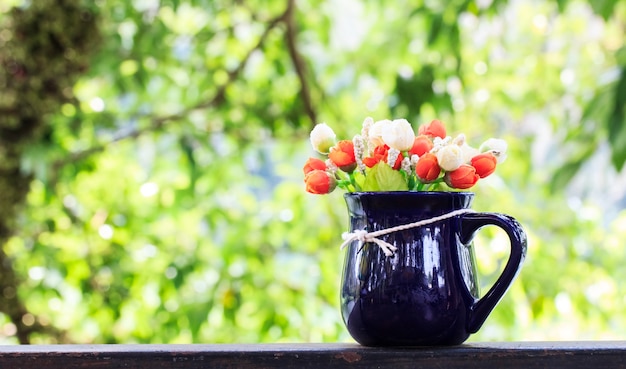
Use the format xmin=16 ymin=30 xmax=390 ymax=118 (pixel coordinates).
xmin=344 ymin=191 xmax=474 ymax=197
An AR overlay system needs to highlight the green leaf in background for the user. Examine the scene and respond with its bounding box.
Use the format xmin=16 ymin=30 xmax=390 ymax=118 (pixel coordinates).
xmin=393 ymin=65 xmax=436 ymax=119
xmin=551 ymin=160 xmax=585 ymax=194
xmin=608 ymin=65 xmax=626 ymax=170
xmin=2 ymin=0 xmax=626 ymax=346
xmin=362 ymin=163 xmax=409 ymax=192
xmin=589 ymin=0 xmax=619 ymax=20
xmin=556 ymin=0 xmax=569 ymax=12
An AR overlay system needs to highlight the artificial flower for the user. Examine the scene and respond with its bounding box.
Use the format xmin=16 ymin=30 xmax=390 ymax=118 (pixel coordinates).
xmin=479 ymin=138 xmax=508 ymax=163
xmin=460 ymin=143 xmax=480 ymax=162
xmin=304 ymin=170 xmax=337 ymax=194
xmin=382 ymin=119 xmax=415 ymax=152
xmin=436 ymin=144 xmax=464 ymax=172
xmin=329 ymin=140 xmax=357 ymax=172
xmin=363 ymin=145 xmax=402 ymax=170
xmin=362 ymin=145 xmax=386 ymax=168
xmin=361 ymin=117 xmax=374 ymax=140
xmin=418 ymin=119 xmax=446 ymax=139
xmin=444 ymin=165 xmax=479 ymax=189
xmin=415 ymin=153 xmax=440 ymax=182
xmin=409 ymin=135 xmax=434 ymax=157
xmin=401 ymin=157 xmax=412 ymax=176
xmin=310 ymin=123 xmax=336 ymax=154
xmin=303 ymin=157 xmax=327 ymax=175
xmin=368 ymin=119 xmax=391 ymax=148
xmin=471 ymin=153 xmax=497 ymax=178
xmin=303 ymin=117 xmax=507 ymax=193
xmin=353 ymin=134 xmax=367 ymax=173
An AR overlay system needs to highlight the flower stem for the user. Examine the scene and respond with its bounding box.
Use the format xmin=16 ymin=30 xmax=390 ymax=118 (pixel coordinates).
xmin=408 ymin=176 xmax=416 ymax=191
xmin=336 ymin=179 xmax=353 ymax=191
xmin=349 ymin=172 xmax=362 ymax=192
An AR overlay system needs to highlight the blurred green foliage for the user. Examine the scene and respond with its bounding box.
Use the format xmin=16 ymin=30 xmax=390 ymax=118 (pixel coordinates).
xmin=1 ymin=0 xmax=626 ymax=344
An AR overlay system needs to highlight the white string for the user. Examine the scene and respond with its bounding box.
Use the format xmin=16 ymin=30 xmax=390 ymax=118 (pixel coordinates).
xmin=340 ymin=208 xmax=475 ymax=257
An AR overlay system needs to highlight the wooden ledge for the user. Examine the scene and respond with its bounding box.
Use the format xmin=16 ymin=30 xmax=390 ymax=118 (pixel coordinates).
xmin=1 ymin=341 xmax=625 ymax=368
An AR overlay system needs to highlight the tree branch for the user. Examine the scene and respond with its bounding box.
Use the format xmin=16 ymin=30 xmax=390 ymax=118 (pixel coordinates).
xmin=54 ymin=5 xmax=292 ymax=169
xmin=54 ymin=0 xmax=319 ymax=171
xmin=284 ymin=0 xmax=317 ymax=126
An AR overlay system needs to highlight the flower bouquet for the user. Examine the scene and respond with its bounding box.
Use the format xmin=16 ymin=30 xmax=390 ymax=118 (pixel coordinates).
xmin=303 ymin=117 xmax=507 ymax=194
xmin=304 ymin=117 xmax=525 ymax=347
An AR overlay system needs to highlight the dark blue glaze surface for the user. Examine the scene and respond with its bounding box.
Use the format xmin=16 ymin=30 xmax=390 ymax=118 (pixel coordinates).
xmin=340 ymin=192 xmax=526 ymax=346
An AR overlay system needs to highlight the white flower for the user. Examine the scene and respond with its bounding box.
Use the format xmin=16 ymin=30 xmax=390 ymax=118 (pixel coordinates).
xmin=401 ymin=157 xmax=412 ymax=176
xmin=479 ymin=138 xmax=508 ymax=163
xmin=387 ymin=148 xmax=401 ymax=168
xmin=361 ymin=117 xmax=374 ymax=141
xmin=436 ymin=144 xmax=464 ymax=171
xmin=368 ymin=119 xmax=391 ymax=148
xmin=451 ymin=134 xmax=479 ymax=161
xmin=431 ymin=136 xmax=452 ymax=154
xmin=325 ymin=159 xmax=338 ymax=174
xmin=452 ymin=133 xmax=466 ymax=146
xmin=353 ymin=135 xmax=367 ymax=173
xmin=310 ymin=123 xmax=336 ymax=154
xmin=382 ymin=119 xmax=415 ymax=151
xmin=460 ymin=143 xmax=479 ymax=162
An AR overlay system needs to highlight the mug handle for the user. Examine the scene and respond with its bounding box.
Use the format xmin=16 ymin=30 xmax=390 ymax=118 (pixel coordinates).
xmin=459 ymin=212 xmax=527 ymax=333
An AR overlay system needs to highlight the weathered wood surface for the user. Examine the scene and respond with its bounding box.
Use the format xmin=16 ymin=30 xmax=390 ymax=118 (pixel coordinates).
xmin=0 ymin=341 xmax=625 ymax=369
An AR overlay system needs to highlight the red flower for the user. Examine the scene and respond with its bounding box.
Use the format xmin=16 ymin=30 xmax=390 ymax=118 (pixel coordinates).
xmin=418 ymin=119 xmax=447 ymax=139
xmin=362 ymin=144 xmax=402 ymax=170
xmin=470 ymin=153 xmax=497 ymax=178
xmin=444 ymin=164 xmax=479 ymax=189
xmin=415 ymin=153 xmax=440 ymax=182
xmin=409 ymin=135 xmax=434 ymax=157
xmin=304 ymin=170 xmax=337 ymax=194
xmin=328 ymin=140 xmax=357 ymax=172
xmin=362 ymin=145 xmax=387 ymax=168
xmin=303 ymin=157 xmax=327 ymax=175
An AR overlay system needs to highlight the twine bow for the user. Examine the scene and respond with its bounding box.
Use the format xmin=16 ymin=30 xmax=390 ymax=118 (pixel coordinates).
xmin=340 ymin=209 xmax=475 ymax=257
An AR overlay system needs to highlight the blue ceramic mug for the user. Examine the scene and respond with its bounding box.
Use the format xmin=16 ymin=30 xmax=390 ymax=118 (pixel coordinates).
xmin=340 ymin=192 xmax=527 ymax=346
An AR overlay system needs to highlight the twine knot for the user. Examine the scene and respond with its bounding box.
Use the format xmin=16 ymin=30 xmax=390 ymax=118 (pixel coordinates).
xmin=340 ymin=208 xmax=475 ymax=257
xmin=341 ymin=230 xmax=398 ymax=257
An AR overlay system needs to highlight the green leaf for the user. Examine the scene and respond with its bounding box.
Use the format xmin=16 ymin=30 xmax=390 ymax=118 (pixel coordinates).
xmin=427 ymin=15 xmax=443 ymax=45
xmin=589 ymin=0 xmax=618 ymax=20
xmin=550 ymin=140 xmax=599 ymax=192
xmin=362 ymin=163 xmax=409 ymax=192
xmin=352 ymin=171 xmax=366 ymax=190
xmin=393 ymin=65 xmax=435 ymax=118
xmin=608 ymin=66 xmax=626 ymax=170
xmin=550 ymin=161 xmax=583 ymax=193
